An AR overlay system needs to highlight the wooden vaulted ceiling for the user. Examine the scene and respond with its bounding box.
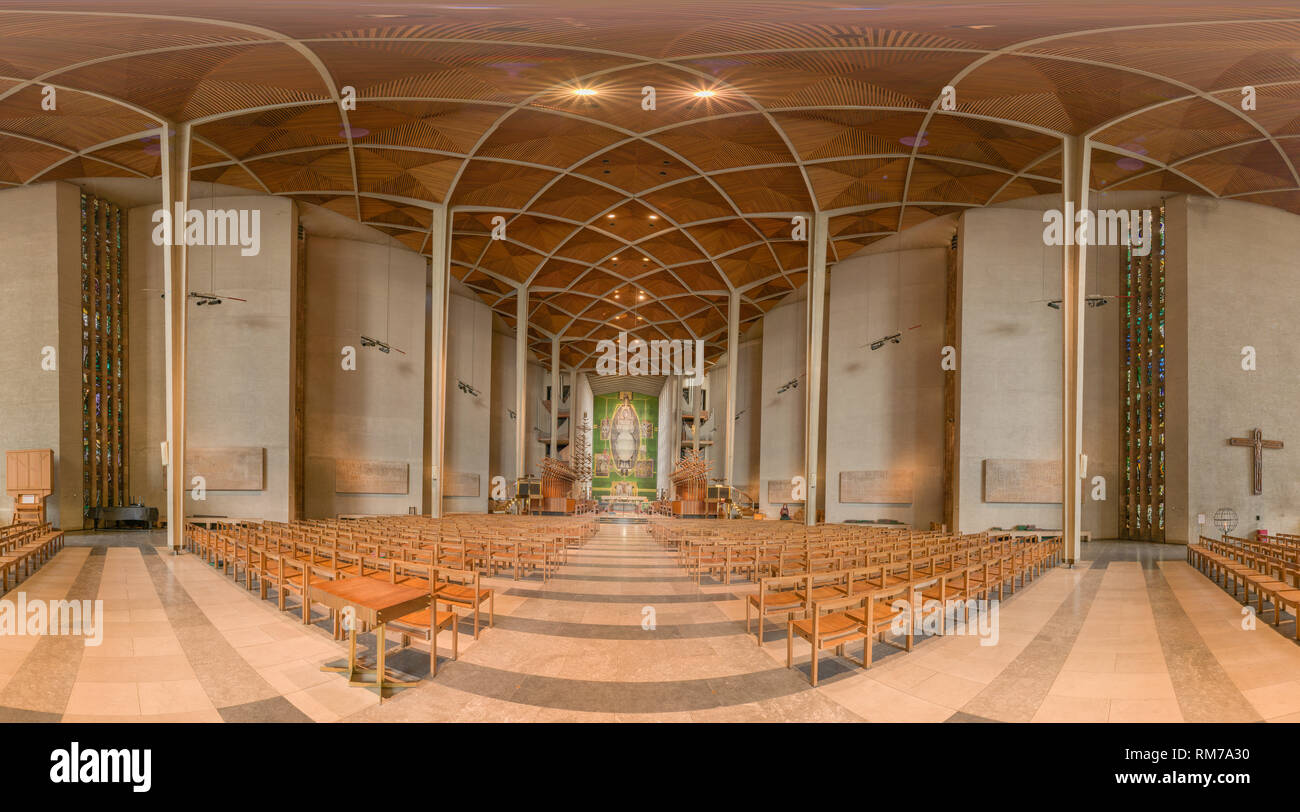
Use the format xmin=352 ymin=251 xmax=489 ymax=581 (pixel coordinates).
xmin=0 ymin=1 xmax=1298 ymax=369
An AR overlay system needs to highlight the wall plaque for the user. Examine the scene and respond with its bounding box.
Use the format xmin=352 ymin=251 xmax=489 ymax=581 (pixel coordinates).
xmin=445 ymin=472 xmax=480 ymax=498
xmin=983 ymin=459 xmax=1061 ymax=503
xmin=839 ymin=470 xmax=913 ymax=504
xmin=336 ymin=459 xmax=409 ymax=494
xmin=185 ymin=447 xmax=264 ymax=490
xmin=767 ymin=479 xmax=801 ymax=504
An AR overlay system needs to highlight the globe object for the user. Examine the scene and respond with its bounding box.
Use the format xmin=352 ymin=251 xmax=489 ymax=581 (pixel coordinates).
xmin=1213 ymin=508 xmax=1238 ymax=538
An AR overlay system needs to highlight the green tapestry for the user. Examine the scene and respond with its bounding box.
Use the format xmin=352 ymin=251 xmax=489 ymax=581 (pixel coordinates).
xmin=591 ymin=391 xmax=657 ymax=498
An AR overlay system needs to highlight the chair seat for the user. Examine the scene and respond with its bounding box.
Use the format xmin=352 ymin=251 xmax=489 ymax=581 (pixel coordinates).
xmin=846 ymin=602 xmax=906 ymax=628
xmin=438 ymin=584 xmax=487 ymax=603
xmin=749 ymin=591 xmax=802 ymax=610
xmin=791 ymin=611 xmax=863 ymax=642
xmin=796 ymin=585 xmax=843 ymax=602
xmin=392 ymin=609 xmax=456 ymax=630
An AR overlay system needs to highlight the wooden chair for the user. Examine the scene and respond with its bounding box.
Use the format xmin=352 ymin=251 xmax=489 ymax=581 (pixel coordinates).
xmin=387 ymin=563 xmax=459 ymax=676
xmin=747 ymin=573 xmax=805 ymax=645
xmin=787 ymin=592 xmax=872 ymax=686
xmin=435 ymin=568 xmax=494 ymax=639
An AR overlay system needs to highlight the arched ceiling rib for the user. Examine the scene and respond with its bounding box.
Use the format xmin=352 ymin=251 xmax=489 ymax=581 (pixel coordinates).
xmin=0 ymin=1 xmax=1298 ymax=368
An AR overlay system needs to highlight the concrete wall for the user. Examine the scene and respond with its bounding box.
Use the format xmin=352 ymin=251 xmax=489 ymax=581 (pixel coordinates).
xmin=523 ymin=359 xmax=548 ymax=475
xmin=489 ymin=329 xmax=517 ymax=488
xmin=128 ymin=194 xmax=297 ymax=523
xmin=303 ymin=235 xmax=426 ymax=517
xmin=758 ymin=297 xmax=806 ymax=515
xmin=443 ymin=292 xmax=492 ymax=513
xmin=1170 ymin=196 xmax=1300 ymax=542
xmin=0 ymin=182 xmax=82 ymax=527
xmin=955 ymin=207 xmax=1063 ymax=532
xmin=825 ymin=247 xmax=947 ymax=525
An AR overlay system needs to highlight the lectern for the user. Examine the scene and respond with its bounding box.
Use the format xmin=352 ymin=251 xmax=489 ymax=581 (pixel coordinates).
xmin=6 ymin=449 xmax=53 ymax=525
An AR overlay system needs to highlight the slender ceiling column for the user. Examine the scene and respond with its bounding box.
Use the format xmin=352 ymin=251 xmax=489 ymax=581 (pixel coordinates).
xmin=549 ymin=334 xmax=561 ymax=458
xmin=515 ymin=285 xmax=528 ymax=483
xmin=160 ymin=123 xmax=191 ymax=552
xmin=425 ymin=204 xmax=450 ymax=518
xmin=1061 ymin=136 xmax=1091 ymax=564
xmin=804 ymin=212 xmax=829 ymax=526
xmin=724 ymin=290 xmax=740 ymax=490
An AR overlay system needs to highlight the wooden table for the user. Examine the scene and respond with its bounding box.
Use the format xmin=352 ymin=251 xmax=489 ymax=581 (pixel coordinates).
xmin=310 ymin=576 xmax=431 ymax=697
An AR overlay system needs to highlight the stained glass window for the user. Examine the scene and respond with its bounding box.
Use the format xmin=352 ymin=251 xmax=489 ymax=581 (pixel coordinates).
xmin=1122 ymin=203 xmax=1165 ymax=541
xmin=81 ymin=193 xmax=129 ymax=515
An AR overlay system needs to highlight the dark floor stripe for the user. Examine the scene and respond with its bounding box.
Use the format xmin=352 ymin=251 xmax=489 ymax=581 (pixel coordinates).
xmin=1147 ymin=564 xmax=1261 ymax=722
xmin=487 ymin=615 xmax=744 ymax=640
xmin=0 ymin=548 xmax=105 ymax=717
xmin=139 ymin=547 xmax=288 ymax=710
xmin=218 ymin=696 xmax=313 ymax=723
xmin=959 ymin=566 xmax=1106 ymax=722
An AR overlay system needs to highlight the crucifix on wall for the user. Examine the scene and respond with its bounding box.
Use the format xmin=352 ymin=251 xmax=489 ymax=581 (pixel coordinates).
xmin=1228 ymin=428 xmax=1283 ymax=495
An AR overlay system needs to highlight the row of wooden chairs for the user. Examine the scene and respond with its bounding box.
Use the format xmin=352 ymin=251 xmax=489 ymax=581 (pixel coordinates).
xmin=234 ymin=521 xmax=572 ymax=584
xmin=0 ymin=523 xmax=65 ymax=593
xmin=187 ymin=524 xmax=495 ymax=642
xmin=774 ymin=537 xmax=1060 ymax=685
xmin=681 ymin=530 xmax=1001 ymax=585
xmin=1190 ymin=536 xmax=1300 ymax=637
xmin=755 ymin=535 xmax=1063 ymax=685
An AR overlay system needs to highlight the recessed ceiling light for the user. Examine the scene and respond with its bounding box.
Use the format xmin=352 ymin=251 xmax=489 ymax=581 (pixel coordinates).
xmin=608 ymin=214 xmax=615 ymax=219
xmin=573 ymin=88 xmax=597 ymax=96
xmin=694 ymin=89 xmax=717 ymax=98
xmin=642 ymin=257 xmax=649 ymax=262
xmin=649 ymin=215 xmax=657 ymax=220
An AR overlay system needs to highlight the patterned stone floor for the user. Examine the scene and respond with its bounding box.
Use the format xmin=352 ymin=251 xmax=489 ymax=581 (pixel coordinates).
xmin=1 ymin=525 xmax=1297 ymax=722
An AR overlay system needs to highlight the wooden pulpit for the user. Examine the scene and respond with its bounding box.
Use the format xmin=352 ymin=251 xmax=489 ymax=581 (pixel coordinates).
xmin=6 ymin=449 xmax=53 ymax=525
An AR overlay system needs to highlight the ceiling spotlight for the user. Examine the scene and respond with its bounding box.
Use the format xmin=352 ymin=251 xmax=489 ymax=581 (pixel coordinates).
xmin=649 ymin=215 xmax=657 ymax=220
xmin=642 ymin=257 xmax=649 ymax=262
xmin=573 ymin=88 xmax=597 ymax=96
xmin=694 ymin=89 xmax=717 ymax=98
xmin=614 ymin=293 xmax=620 ymax=299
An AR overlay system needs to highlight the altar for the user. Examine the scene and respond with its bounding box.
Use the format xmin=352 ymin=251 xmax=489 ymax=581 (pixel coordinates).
xmin=600 ymin=494 xmax=648 ymax=513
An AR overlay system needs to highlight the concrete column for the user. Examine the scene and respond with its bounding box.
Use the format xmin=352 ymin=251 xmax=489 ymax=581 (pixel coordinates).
xmin=549 ymin=334 xmax=560 ymax=458
xmin=804 ymin=212 xmax=829 ymax=526
xmin=425 ymin=205 xmax=450 ymax=518
xmin=724 ymin=290 xmax=740 ymax=488
xmin=515 ymin=285 xmax=528 ymax=482
xmin=1061 ymin=136 xmax=1090 ymax=563
xmin=161 ymin=124 xmax=191 ymax=551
